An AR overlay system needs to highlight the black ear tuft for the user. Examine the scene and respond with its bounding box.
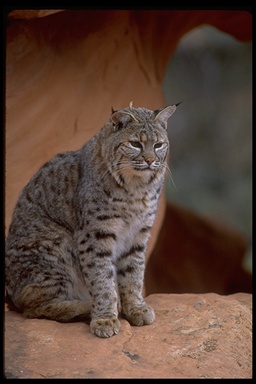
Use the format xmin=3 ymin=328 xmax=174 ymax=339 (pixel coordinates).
xmin=154 ymin=104 xmax=177 ymax=128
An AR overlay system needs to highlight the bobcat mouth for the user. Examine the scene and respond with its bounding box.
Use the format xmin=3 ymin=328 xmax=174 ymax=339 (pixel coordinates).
xmin=133 ymin=164 xmax=156 ymax=172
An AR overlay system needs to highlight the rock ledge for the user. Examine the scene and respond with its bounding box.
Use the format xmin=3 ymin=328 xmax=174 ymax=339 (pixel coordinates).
xmin=4 ymin=293 xmax=252 ymax=379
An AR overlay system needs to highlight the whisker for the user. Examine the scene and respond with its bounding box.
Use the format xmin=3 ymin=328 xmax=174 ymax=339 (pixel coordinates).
xmin=99 ymin=167 xmax=112 ymax=182
xmin=163 ymin=163 xmax=177 ymax=190
xmin=98 ymin=159 xmax=132 ymax=182
xmin=100 ymin=158 xmax=172 ymax=186
xmin=99 ymin=161 xmax=132 ymax=182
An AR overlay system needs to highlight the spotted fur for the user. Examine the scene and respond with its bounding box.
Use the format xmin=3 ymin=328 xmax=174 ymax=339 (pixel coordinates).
xmin=5 ymin=103 xmax=177 ymax=337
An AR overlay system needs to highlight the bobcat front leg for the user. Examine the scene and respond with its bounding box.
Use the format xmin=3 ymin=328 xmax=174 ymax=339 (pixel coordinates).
xmin=89 ymin=269 xmax=121 ymax=338
xmin=78 ymin=235 xmax=121 ymax=337
xmin=117 ymin=245 xmax=155 ymax=326
xmin=86 ymin=265 xmax=121 ymax=337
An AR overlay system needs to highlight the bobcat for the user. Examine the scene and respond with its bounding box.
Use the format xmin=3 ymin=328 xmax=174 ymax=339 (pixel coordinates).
xmin=5 ymin=102 xmax=178 ymax=337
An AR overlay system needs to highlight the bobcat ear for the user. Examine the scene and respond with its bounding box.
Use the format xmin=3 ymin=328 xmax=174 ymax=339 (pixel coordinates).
xmin=154 ymin=103 xmax=181 ymax=128
xmin=111 ymin=111 xmax=138 ymax=131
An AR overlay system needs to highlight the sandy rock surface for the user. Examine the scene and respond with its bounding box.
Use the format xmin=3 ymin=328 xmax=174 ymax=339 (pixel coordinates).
xmin=4 ymin=293 xmax=252 ymax=379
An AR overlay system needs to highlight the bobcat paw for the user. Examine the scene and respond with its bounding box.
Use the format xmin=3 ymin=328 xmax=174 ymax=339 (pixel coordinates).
xmin=90 ymin=317 xmax=121 ymax=338
xmin=124 ymin=305 xmax=155 ymax=326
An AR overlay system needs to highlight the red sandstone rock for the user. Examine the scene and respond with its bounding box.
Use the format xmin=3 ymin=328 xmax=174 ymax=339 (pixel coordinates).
xmin=146 ymin=203 xmax=252 ymax=295
xmin=4 ymin=293 xmax=252 ymax=379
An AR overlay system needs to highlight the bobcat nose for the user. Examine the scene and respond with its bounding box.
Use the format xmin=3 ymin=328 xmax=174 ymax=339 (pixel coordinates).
xmin=144 ymin=157 xmax=154 ymax=165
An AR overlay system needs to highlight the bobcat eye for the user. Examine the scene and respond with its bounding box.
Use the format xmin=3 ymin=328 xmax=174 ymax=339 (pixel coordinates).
xmin=154 ymin=142 xmax=163 ymax=149
xmin=129 ymin=141 xmax=142 ymax=150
